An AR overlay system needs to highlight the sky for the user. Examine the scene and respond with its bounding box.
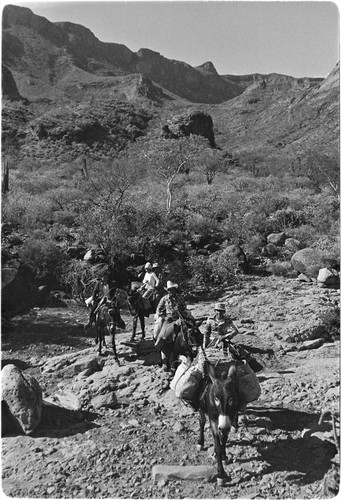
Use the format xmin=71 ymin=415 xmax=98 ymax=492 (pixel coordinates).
xmin=6 ymin=0 xmax=340 ymax=78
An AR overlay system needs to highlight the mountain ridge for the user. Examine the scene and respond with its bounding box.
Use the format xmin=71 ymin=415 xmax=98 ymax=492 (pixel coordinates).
xmin=2 ymin=4 xmax=327 ymax=106
xmin=2 ymin=4 xmax=339 ymax=167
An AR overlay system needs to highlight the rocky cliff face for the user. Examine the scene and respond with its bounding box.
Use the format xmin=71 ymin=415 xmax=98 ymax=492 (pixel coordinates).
xmin=135 ymin=49 xmax=240 ymax=103
xmin=2 ymin=65 xmax=23 ymax=101
xmin=2 ymin=4 xmax=243 ymax=104
xmin=162 ymin=110 xmax=216 ymax=147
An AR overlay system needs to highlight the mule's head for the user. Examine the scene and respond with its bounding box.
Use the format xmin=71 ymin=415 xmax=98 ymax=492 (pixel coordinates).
xmin=107 ymin=307 xmax=117 ymax=333
xmin=207 ymin=363 xmax=238 ymax=439
xmin=189 ymin=325 xmax=203 ymax=348
xmin=113 ymin=288 xmax=129 ymax=308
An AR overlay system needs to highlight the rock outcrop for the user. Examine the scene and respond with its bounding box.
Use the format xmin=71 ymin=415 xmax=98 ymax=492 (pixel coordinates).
xmin=162 ymin=111 xmax=216 ymax=147
xmin=1 ymin=364 xmax=42 ymax=435
xmin=2 ymin=65 xmax=24 ymax=101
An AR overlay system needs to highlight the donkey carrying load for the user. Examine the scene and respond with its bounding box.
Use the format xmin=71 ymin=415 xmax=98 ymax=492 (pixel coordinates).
xmin=171 ymin=347 xmax=261 ymax=485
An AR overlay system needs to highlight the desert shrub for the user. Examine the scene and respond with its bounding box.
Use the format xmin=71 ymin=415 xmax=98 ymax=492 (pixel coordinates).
xmin=187 ymin=254 xmax=213 ymax=288
xmin=267 ymin=261 xmax=295 ymax=277
xmin=167 ymin=229 xmax=186 ymax=246
xmin=52 ymin=210 xmax=78 ymax=227
xmin=268 ymin=208 xmax=307 ymax=231
xmin=209 ymin=251 xmax=239 ymax=284
xmin=186 ymin=213 xmax=220 ymax=242
xmin=2 ymin=191 xmax=54 ymax=230
xmin=17 ymin=158 xmax=44 ymax=172
xmin=244 ymin=234 xmax=267 ymax=256
xmin=319 ymin=299 xmax=340 ymax=341
xmin=304 ymin=194 xmax=339 ymax=233
xmin=288 ymin=224 xmax=320 ymax=248
xmin=2 ymin=190 xmax=29 ymax=228
xmin=60 ymin=260 xmax=103 ymax=300
xmin=19 ymin=232 xmax=69 ymax=283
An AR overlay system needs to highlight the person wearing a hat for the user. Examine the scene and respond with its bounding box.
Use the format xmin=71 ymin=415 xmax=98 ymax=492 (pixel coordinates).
xmin=153 ymin=280 xmax=195 ymax=341
xmin=84 ymin=270 xmax=117 ymax=329
xmin=202 ymin=302 xmax=239 ymax=352
xmin=142 ymin=262 xmax=160 ymax=293
xmin=152 ymin=262 xmax=166 ymax=308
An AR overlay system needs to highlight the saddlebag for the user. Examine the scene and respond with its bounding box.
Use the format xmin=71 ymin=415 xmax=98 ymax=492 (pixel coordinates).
xmin=200 ymin=349 xmax=261 ymax=404
xmin=236 ymin=361 xmax=261 ymax=403
xmin=170 ymin=360 xmax=203 ymax=408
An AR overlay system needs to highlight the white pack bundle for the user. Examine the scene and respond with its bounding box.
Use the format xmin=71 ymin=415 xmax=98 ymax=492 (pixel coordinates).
xmin=170 ymin=360 xmax=203 ymax=401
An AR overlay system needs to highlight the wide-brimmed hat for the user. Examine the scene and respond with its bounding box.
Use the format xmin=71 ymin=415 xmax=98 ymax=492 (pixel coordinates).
xmin=165 ymin=280 xmax=178 ymax=291
xmin=145 ymin=262 xmax=152 ymax=270
xmin=152 ymin=263 xmax=159 ymax=268
xmin=214 ymin=302 xmax=226 ymax=312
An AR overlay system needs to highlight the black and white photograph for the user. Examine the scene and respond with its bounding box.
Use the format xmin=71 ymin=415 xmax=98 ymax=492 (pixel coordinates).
xmin=1 ymin=0 xmax=340 ymax=498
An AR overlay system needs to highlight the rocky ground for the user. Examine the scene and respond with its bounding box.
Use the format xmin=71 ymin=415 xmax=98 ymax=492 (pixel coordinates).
xmin=1 ymin=275 xmax=340 ymax=499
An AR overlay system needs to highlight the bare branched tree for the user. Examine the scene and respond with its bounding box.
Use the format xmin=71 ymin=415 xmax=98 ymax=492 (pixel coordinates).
xmin=140 ymin=136 xmax=207 ymax=212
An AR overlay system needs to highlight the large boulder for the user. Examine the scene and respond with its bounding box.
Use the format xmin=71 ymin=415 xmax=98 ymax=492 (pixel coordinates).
xmin=214 ymin=244 xmax=248 ymax=273
xmin=1 ymin=266 xmax=19 ymax=288
xmin=291 ymin=248 xmax=325 ymax=277
xmin=1 ymin=364 xmax=42 ymax=435
xmin=267 ymin=232 xmax=286 ymax=246
xmin=2 ymin=264 xmax=37 ymax=314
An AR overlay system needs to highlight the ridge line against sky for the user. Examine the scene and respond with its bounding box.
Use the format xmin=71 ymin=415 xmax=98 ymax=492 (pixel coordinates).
xmin=8 ymin=0 xmax=340 ymax=78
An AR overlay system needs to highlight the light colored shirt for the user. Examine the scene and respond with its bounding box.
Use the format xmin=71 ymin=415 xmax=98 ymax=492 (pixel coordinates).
xmin=203 ymin=314 xmax=237 ymax=348
xmin=143 ymin=271 xmax=160 ymax=289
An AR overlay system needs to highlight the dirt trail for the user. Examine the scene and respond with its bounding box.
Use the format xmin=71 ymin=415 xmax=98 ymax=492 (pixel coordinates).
xmin=2 ymin=276 xmax=339 ymax=499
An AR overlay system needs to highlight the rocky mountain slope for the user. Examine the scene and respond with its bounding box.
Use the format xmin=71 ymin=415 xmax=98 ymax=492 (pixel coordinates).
xmin=2 ymin=4 xmax=339 ymax=167
xmin=206 ymin=65 xmax=339 ymax=160
xmin=2 ymin=4 xmax=242 ymax=104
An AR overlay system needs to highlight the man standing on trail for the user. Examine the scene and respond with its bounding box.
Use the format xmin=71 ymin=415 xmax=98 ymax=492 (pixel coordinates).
xmin=202 ymin=302 xmax=239 ymax=354
xmin=153 ymin=281 xmax=195 ymax=341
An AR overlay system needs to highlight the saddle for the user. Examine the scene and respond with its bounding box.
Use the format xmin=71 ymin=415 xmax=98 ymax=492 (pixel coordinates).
xmin=154 ymin=317 xmax=182 ymax=348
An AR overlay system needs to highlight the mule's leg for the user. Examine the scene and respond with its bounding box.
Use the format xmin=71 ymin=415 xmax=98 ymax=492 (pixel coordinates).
xmin=160 ymin=350 xmax=168 ymax=371
xmin=168 ymin=350 xmax=175 ymax=373
xmin=97 ymin=328 xmax=102 ymax=354
xmin=210 ymin=421 xmax=227 ymax=483
xmin=110 ymin=328 xmax=120 ymax=364
xmin=197 ymin=410 xmax=206 ymax=451
xmin=130 ymin=314 xmax=138 ymax=341
xmin=221 ymin=432 xmax=228 ymax=466
xmin=140 ymin=313 xmax=145 ymax=339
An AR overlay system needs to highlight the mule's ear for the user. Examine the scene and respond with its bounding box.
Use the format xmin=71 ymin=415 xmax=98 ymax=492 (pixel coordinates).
xmin=228 ymin=364 xmax=237 ymax=379
xmin=207 ymin=363 xmax=217 ymax=383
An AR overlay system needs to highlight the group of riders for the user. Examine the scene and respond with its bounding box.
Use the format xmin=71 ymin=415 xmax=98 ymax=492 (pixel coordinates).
xmin=84 ymin=261 xmax=242 ymax=360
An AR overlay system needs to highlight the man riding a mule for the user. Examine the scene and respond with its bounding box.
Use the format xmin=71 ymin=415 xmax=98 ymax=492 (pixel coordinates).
xmin=203 ymin=303 xmax=239 ymax=354
xmin=141 ymin=262 xmax=160 ymax=313
xmin=154 ymin=280 xmax=195 ymax=341
xmin=151 ymin=262 xmax=166 ymax=309
xmin=84 ymin=271 xmax=125 ymax=330
xmin=203 ymin=302 xmax=263 ymax=372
